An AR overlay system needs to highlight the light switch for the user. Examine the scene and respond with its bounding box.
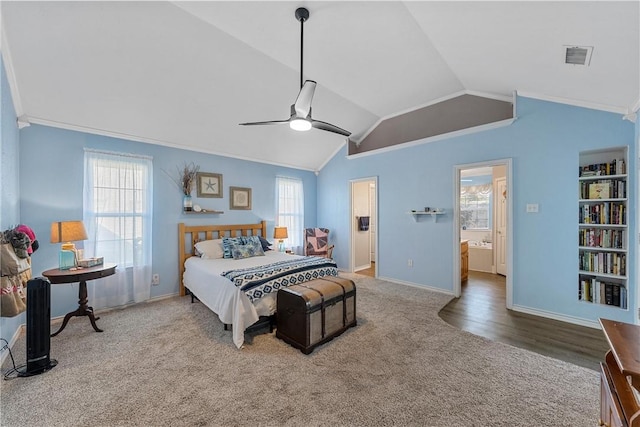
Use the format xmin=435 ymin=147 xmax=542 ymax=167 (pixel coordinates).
xmin=526 ymin=204 xmax=539 ymax=213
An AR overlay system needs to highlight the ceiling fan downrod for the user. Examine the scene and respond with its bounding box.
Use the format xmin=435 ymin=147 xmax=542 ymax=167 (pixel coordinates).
xmin=295 ymin=7 xmax=309 ymax=90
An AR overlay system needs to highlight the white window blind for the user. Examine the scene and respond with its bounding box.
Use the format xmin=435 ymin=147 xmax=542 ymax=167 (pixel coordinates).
xmin=83 ymin=150 xmax=153 ymax=307
xmin=276 ymin=176 xmax=304 ymax=252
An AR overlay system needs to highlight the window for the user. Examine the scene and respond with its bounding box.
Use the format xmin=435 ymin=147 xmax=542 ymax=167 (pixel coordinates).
xmin=83 ymin=150 xmax=153 ymax=268
xmin=276 ymin=176 xmax=304 ymax=250
xmin=460 ymin=183 xmax=492 ymax=229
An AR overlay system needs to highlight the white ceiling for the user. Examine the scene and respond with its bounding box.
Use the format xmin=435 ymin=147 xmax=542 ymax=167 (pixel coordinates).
xmin=2 ymin=1 xmax=639 ymax=171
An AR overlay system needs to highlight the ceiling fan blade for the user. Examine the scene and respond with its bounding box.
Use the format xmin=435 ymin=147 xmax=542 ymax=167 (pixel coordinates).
xmin=311 ymin=119 xmax=351 ymax=137
xmin=239 ymin=119 xmax=291 ymax=126
xmin=294 ymin=80 xmax=317 ymax=118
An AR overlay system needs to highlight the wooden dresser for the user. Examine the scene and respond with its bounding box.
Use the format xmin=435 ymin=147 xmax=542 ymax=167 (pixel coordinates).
xmin=599 ymin=318 xmax=640 ymax=427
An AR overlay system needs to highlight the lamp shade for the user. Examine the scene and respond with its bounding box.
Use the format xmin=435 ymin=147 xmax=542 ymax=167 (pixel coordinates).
xmin=273 ymin=227 xmax=288 ymax=240
xmin=50 ymin=221 xmax=88 ymax=244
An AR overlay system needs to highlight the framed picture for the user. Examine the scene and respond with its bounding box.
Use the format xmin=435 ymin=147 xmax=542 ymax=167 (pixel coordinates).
xmin=230 ymin=187 xmax=252 ymax=210
xmin=196 ymin=172 xmax=223 ymax=198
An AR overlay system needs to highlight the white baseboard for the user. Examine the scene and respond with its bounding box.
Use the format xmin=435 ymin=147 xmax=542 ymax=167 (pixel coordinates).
xmin=511 ymin=304 xmax=601 ymax=329
xmin=377 ymin=276 xmax=455 ymax=296
xmin=1 ymin=324 xmax=25 ymax=366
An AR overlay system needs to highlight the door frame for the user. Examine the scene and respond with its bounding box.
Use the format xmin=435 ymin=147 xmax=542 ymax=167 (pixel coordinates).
xmin=453 ymin=158 xmax=513 ymax=309
xmin=350 ymin=177 xmax=378 ymax=275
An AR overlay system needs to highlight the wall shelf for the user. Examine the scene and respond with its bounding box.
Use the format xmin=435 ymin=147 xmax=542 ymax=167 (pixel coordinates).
xmin=182 ymin=210 xmax=224 ymax=215
xmin=408 ymin=210 xmax=445 ymax=222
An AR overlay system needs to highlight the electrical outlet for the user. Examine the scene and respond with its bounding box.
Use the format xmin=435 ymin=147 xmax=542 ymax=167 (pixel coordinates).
xmin=526 ymin=203 xmax=539 ymax=213
xmin=407 ymin=259 xmax=413 ymax=267
xmin=151 ymin=273 xmax=160 ymax=285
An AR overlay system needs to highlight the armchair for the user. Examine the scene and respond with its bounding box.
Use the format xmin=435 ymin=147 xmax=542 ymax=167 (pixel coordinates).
xmin=304 ymin=228 xmax=334 ymax=259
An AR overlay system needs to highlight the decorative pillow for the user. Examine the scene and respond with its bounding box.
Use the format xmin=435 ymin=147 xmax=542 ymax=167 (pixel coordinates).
xmin=222 ymin=237 xmax=245 ymax=259
xmin=305 ymin=228 xmax=329 ymax=254
xmin=230 ymin=239 xmax=265 ymax=260
xmin=194 ymin=239 xmax=224 ymax=259
xmin=257 ymin=236 xmax=272 ymax=251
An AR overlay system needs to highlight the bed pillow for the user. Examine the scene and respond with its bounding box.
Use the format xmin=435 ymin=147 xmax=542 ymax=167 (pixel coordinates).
xmin=194 ymin=239 xmax=224 ymax=259
xmin=242 ymin=235 xmax=270 ymax=250
xmin=257 ymin=236 xmax=272 ymax=251
xmin=222 ymin=237 xmax=245 ymax=259
xmin=230 ymin=239 xmax=265 ymax=260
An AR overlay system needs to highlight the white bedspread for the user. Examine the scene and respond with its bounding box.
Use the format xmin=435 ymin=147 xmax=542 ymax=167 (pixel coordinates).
xmin=183 ymin=251 xmax=302 ymax=348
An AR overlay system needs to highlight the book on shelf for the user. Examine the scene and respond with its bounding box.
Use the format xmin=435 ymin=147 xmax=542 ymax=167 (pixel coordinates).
xmin=612 ymin=285 xmax=620 ymax=307
xmin=578 ymin=276 xmax=627 ymax=309
xmin=589 ymin=182 xmax=610 ymax=199
xmin=580 ymin=159 xmax=626 ymax=177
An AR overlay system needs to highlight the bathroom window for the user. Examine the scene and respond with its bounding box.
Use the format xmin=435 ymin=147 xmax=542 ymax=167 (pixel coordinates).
xmin=460 ymin=183 xmax=492 ymax=229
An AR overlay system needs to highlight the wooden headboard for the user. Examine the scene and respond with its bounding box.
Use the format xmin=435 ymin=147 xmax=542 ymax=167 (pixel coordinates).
xmin=178 ymin=221 xmax=267 ymax=296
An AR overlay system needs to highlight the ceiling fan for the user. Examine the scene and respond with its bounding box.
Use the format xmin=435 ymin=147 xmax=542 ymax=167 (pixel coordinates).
xmin=239 ymin=7 xmax=351 ymax=137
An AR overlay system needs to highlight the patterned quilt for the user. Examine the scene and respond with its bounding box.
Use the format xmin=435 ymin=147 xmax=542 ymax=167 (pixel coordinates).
xmin=221 ymin=256 xmax=338 ymax=303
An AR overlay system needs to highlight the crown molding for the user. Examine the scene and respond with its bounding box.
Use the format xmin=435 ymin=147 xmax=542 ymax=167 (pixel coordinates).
xmin=1 ymin=22 xmax=25 ymax=118
xmin=24 ymin=116 xmax=318 ymax=172
xmin=317 ymin=138 xmax=348 ymax=173
xmin=516 ymin=91 xmax=629 ymax=115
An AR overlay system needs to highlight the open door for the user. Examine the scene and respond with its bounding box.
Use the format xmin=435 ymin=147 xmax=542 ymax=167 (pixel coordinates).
xmin=350 ymin=177 xmax=378 ymax=276
xmin=495 ymin=177 xmax=507 ymax=276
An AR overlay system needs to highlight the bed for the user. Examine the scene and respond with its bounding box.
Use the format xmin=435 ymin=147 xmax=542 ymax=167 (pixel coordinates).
xmin=178 ymin=221 xmax=338 ymax=348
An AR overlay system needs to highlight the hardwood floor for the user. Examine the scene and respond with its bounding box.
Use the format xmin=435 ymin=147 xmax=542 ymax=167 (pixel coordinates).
xmin=438 ymin=271 xmax=609 ymax=371
xmin=356 ymin=261 xmax=375 ymax=278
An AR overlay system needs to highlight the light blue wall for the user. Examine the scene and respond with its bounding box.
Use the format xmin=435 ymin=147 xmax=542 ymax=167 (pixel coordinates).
xmin=318 ymin=96 xmax=637 ymax=325
xmin=18 ymin=124 xmax=317 ymax=318
xmin=0 ymin=57 xmax=25 ymax=341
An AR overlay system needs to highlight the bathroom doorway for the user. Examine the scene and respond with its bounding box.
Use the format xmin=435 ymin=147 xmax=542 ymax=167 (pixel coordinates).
xmin=350 ymin=177 xmax=378 ymax=277
xmin=453 ymin=159 xmax=513 ymax=308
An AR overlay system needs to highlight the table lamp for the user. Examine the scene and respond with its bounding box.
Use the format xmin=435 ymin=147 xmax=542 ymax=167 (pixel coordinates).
xmin=273 ymin=227 xmax=288 ymax=252
xmin=50 ymin=221 xmax=88 ymax=270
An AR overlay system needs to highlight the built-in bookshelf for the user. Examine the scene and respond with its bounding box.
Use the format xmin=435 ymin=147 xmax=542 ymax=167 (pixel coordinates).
xmin=578 ymin=147 xmax=628 ymax=309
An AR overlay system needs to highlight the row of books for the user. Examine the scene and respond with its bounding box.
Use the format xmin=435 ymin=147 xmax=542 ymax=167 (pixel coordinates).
xmin=579 ymin=251 xmax=626 ymax=276
xmin=579 ymin=159 xmax=626 ymax=177
xmin=578 ymin=203 xmax=626 ymax=225
xmin=578 ymin=277 xmax=627 ymax=308
xmin=579 ymin=180 xmax=626 ymax=199
xmin=579 ymin=228 xmax=626 ymax=249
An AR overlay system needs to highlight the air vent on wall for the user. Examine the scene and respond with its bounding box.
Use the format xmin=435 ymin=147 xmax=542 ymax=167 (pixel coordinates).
xmin=563 ymin=45 xmax=593 ymax=66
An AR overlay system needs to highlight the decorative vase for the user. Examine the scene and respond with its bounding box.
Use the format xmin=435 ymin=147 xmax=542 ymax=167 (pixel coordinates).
xmin=183 ymin=194 xmax=193 ymax=212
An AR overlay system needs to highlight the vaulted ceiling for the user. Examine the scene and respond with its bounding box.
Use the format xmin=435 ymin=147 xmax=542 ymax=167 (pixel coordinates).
xmin=2 ymin=1 xmax=638 ymax=171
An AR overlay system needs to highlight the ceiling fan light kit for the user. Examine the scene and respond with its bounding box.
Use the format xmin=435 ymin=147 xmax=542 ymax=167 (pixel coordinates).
xmin=239 ymin=7 xmax=351 ymax=137
xmin=290 ymin=118 xmax=312 ymax=131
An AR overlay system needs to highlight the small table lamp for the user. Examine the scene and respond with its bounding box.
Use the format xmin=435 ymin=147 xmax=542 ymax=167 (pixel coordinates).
xmin=273 ymin=227 xmax=288 ymax=252
xmin=51 ymin=221 xmax=88 ymax=270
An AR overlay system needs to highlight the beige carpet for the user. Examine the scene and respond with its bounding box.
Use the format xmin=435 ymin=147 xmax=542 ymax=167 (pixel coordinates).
xmin=1 ymin=274 xmax=598 ymax=426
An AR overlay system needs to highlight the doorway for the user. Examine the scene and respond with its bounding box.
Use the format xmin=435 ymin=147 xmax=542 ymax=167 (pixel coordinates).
xmin=350 ymin=178 xmax=378 ymax=277
xmin=453 ymin=159 xmax=513 ymax=308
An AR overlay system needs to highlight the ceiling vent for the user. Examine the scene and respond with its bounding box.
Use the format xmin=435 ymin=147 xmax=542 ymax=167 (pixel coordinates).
xmin=563 ymin=45 xmax=593 ymax=66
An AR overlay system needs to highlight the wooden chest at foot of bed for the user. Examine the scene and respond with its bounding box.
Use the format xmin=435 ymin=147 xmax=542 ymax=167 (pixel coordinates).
xmin=276 ymin=277 xmax=356 ymax=354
